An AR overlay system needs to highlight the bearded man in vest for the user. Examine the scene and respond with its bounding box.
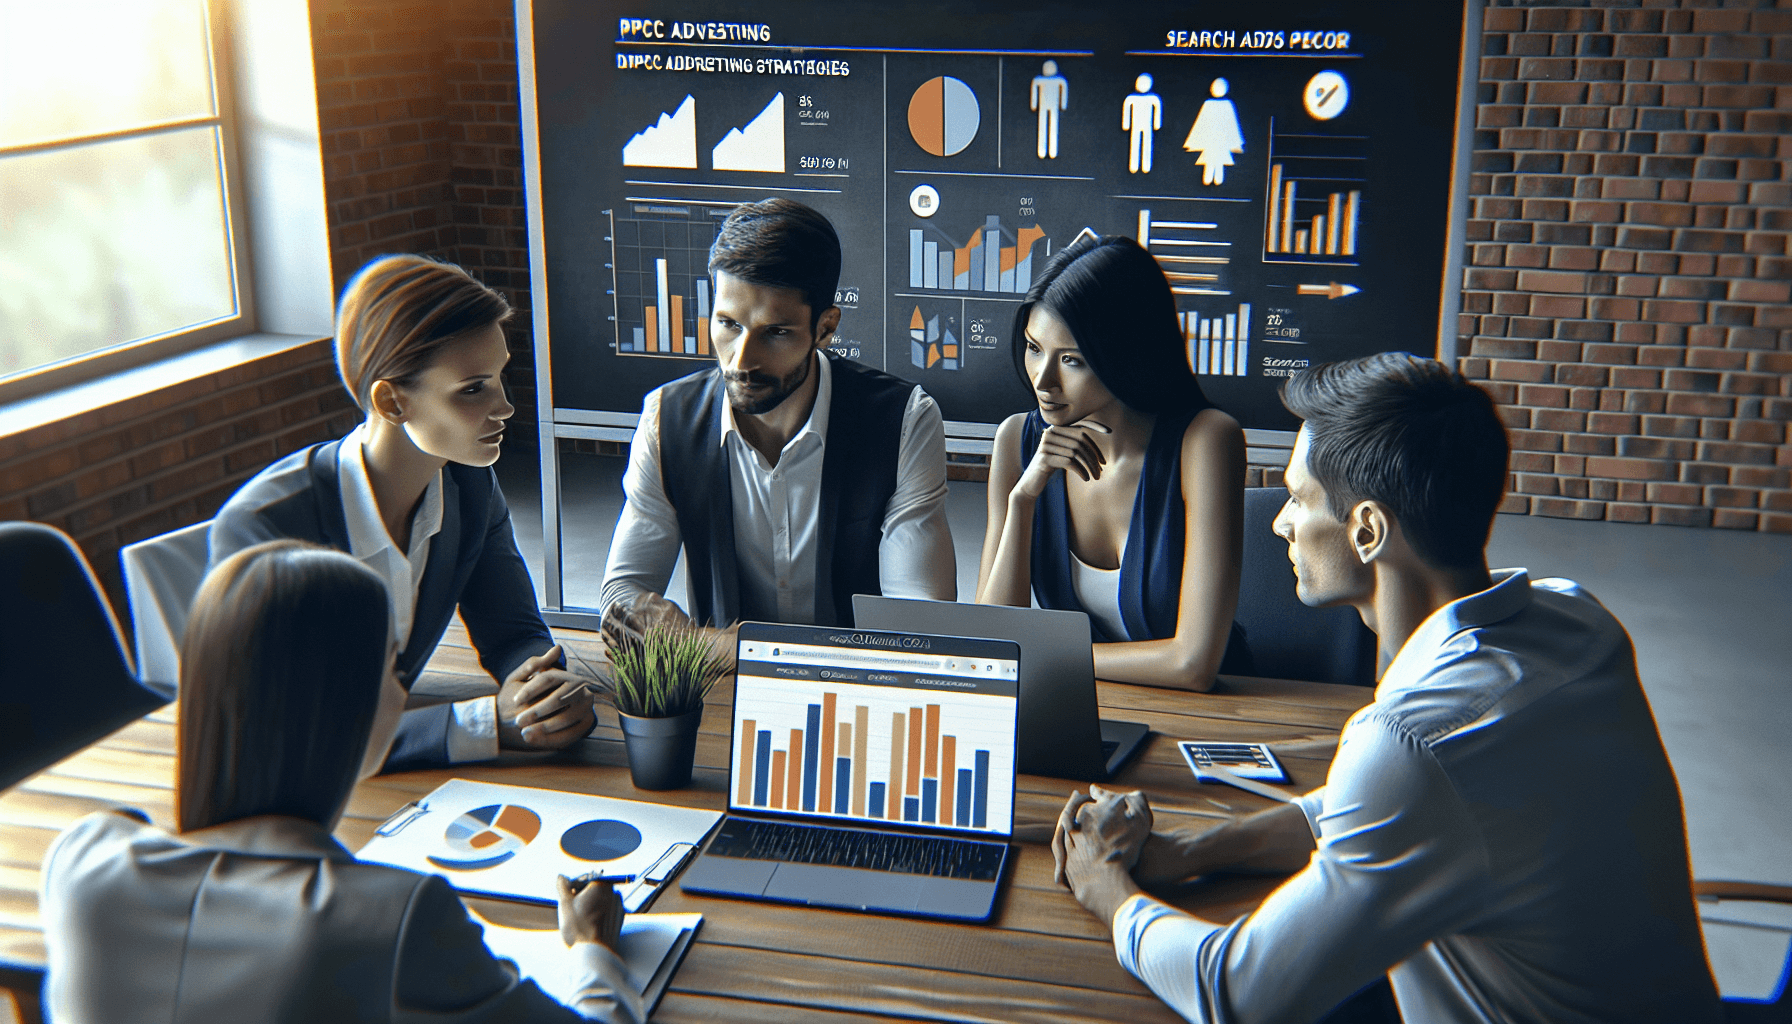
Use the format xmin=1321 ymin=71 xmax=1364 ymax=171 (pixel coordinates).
xmin=601 ymin=198 xmax=955 ymax=643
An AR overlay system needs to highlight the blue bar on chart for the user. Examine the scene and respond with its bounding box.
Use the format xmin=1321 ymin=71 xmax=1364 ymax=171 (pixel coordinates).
xmin=753 ymin=730 xmax=772 ymax=805
xmin=868 ymin=781 xmax=886 ymax=818
xmin=973 ymin=750 xmax=989 ymax=828
xmin=921 ymin=778 xmax=938 ymax=822
xmin=956 ymin=769 xmax=973 ymax=825
xmin=903 ymin=796 xmax=919 ymax=822
xmin=802 ymin=703 xmax=820 ymax=812
xmin=835 ymin=759 xmax=851 ymax=814
xmin=1183 ymin=303 xmax=1251 ymax=377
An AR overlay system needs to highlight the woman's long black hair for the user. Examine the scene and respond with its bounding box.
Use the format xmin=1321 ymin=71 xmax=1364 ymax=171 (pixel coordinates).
xmin=1010 ymin=234 xmax=1211 ymax=416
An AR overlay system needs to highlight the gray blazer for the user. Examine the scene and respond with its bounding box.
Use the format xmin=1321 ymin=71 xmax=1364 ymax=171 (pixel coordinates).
xmin=40 ymin=810 xmax=641 ymax=1024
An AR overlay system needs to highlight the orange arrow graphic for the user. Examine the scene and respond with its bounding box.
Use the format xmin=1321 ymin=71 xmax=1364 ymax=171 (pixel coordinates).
xmin=1296 ymin=282 xmax=1360 ymax=299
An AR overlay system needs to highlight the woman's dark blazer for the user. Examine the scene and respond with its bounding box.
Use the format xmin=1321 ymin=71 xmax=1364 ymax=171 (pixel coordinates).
xmin=210 ymin=438 xmax=554 ymax=770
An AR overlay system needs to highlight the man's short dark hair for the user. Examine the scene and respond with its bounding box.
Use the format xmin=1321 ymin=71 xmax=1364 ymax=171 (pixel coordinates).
xmin=1281 ymin=352 xmax=1509 ymax=571
xmin=708 ymin=198 xmax=841 ymax=330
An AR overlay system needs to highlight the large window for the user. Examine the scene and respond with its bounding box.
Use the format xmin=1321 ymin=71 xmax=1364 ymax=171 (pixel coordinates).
xmin=0 ymin=0 xmax=248 ymax=394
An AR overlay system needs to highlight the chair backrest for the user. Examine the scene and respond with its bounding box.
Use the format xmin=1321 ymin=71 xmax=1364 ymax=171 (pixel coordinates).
xmin=0 ymin=522 xmax=167 ymax=790
xmin=119 ymin=519 xmax=213 ymax=699
xmin=1234 ymin=487 xmax=1378 ymax=687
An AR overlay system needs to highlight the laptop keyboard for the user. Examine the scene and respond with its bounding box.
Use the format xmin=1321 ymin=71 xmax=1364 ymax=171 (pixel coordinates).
xmin=708 ymin=818 xmax=1006 ymax=880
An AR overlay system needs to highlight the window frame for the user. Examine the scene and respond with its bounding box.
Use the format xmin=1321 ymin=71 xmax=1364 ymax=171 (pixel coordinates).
xmin=0 ymin=0 xmax=257 ymax=405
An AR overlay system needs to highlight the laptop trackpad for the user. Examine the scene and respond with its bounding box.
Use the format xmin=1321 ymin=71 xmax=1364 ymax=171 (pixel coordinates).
xmin=765 ymin=863 xmax=923 ymax=912
xmin=681 ymin=854 xmax=779 ymax=896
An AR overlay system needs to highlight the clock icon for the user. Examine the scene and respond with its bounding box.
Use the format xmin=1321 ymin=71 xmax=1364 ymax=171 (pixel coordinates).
xmin=1304 ymin=71 xmax=1349 ymax=120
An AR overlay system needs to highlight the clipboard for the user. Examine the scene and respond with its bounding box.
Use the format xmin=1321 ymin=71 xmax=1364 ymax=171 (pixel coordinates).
xmin=359 ymin=779 xmax=721 ymax=911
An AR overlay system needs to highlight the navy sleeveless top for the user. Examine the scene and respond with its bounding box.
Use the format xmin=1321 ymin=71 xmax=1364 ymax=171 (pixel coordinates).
xmin=1021 ymin=409 xmax=1253 ymax=674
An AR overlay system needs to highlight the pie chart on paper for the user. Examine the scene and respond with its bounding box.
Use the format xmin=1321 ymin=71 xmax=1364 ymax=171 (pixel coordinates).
xmin=908 ymin=76 xmax=980 ymax=157
xmin=428 ymin=804 xmax=542 ymax=871
xmin=560 ymin=819 xmax=644 ymax=862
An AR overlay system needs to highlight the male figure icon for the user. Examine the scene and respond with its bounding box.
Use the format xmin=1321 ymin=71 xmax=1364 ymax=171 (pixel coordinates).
xmin=1031 ymin=60 xmax=1068 ymax=159
xmin=1121 ymin=74 xmax=1162 ymax=173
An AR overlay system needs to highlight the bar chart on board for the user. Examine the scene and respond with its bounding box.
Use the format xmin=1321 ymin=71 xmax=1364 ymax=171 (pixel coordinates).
xmin=730 ymin=677 xmax=1017 ymax=834
xmin=1181 ymin=302 xmax=1252 ymax=377
xmin=1262 ymin=122 xmax=1365 ymax=263
xmin=907 ymin=216 xmax=1049 ymax=295
xmin=610 ymin=204 xmax=725 ymax=358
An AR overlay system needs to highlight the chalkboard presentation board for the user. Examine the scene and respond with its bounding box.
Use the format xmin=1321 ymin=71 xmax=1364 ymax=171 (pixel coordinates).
xmin=522 ymin=1 xmax=1471 ymax=433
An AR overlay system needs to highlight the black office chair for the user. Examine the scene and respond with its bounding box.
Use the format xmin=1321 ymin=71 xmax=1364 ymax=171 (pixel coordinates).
xmin=1701 ymin=880 xmax=1792 ymax=1023
xmin=0 ymin=521 xmax=168 ymax=790
xmin=1234 ymin=487 xmax=1378 ymax=687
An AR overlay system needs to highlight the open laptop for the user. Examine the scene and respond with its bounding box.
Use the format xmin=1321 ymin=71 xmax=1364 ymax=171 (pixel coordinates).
xmin=679 ymin=622 xmax=1019 ymax=922
xmin=852 ymin=596 xmax=1149 ymax=781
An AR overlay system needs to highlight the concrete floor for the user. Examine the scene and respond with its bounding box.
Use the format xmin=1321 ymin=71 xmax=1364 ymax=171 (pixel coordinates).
xmin=499 ymin=450 xmax=1792 ymax=998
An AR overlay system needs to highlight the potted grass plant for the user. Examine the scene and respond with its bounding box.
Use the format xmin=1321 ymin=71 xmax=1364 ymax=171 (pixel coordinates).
xmin=600 ymin=624 xmax=728 ymax=790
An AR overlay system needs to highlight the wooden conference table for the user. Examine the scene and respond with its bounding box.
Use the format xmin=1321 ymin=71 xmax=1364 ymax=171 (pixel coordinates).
xmin=0 ymin=623 xmax=1372 ymax=1023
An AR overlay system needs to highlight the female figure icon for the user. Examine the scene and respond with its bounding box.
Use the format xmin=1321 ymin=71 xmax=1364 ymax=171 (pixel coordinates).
xmin=1183 ymin=78 xmax=1244 ymax=185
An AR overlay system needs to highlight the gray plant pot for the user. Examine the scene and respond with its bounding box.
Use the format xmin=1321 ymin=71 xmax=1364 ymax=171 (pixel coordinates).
xmin=617 ymin=706 xmax=703 ymax=790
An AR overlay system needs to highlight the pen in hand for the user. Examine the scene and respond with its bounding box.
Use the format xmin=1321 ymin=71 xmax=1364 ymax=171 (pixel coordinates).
xmin=564 ymin=870 xmax=636 ymax=893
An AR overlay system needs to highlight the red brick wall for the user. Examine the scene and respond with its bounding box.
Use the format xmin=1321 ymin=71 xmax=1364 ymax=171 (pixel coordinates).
xmin=1463 ymin=2 xmax=1792 ymax=532
xmin=0 ymin=343 xmax=359 ymax=611
xmin=311 ymin=0 xmax=540 ymax=433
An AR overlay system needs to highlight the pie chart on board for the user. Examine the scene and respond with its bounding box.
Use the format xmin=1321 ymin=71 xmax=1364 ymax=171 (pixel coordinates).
xmin=428 ymin=804 xmax=542 ymax=871
xmin=560 ymin=819 xmax=644 ymax=862
xmin=908 ymin=76 xmax=980 ymax=156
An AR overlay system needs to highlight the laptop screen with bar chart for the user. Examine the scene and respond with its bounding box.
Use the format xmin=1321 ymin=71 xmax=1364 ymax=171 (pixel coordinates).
xmin=728 ymin=623 xmax=1019 ymax=836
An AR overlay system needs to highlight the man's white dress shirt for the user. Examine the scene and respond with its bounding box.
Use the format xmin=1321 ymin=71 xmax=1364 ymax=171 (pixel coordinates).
xmin=339 ymin=423 xmax=497 ymax=762
xmin=601 ymin=354 xmax=955 ymax=623
xmin=1111 ymin=570 xmax=1721 ymax=1024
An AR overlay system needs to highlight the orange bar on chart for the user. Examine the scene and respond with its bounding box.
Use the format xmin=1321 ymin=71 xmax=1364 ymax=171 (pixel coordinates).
xmin=1327 ymin=193 xmax=1343 ymax=254
xmin=1266 ymin=163 xmax=1284 ymax=253
xmin=889 ymin=712 xmax=907 ymax=805
xmin=697 ymin=317 xmax=710 ymax=355
xmin=1343 ymin=191 xmax=1360 ymax=255
xmin=737 ymin=719 xmax=756 ymax=804
xmin=906 ymin=707 xmax=923 ymax=793
xmin=787 ymin=729 xmax=804 ymax=810
xmin=769 ymin=749 xmax=787 ymax=809
xmin=924 ymin=704 xmax=940 ymax=777
xmin=940 ymin=735 xmax=957 ymax=826
xmin=644 ymin=306 xmax=659 ymax=353
xmin=819 ymin=692 xmax=837 ymax=811
xmin=669 ymin=294 xmax=684 ymax=349
xmin=1313 ymin=216 xmax=1327 ymax=256
xmin=1280 ymin=180 xmax=1296 ymax=252
xmin=852 ymin=706 xmax=869 ymax=816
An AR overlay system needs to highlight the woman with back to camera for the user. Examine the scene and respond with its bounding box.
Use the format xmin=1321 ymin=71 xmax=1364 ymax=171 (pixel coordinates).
xmin=978 ymin=235 xmax=1252 ymax=690
xmin=40 ymin=540 xmax=644 ymax=1023
xmin=211 ymin=255 xmax=594 ymax=769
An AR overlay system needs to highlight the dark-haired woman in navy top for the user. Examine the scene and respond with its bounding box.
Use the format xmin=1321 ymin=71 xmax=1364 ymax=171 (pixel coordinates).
xmin=977 ymin=235 xmax=1252 ymax=690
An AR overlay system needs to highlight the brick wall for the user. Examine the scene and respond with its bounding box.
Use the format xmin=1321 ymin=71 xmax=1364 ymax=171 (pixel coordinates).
xmin=311 ymin=0 xmax=539 ymax=434
xmin=0 ymin=343 xmax=359 ymax=612
xmin=1463 ymin=1 xmax=1792 ymax=532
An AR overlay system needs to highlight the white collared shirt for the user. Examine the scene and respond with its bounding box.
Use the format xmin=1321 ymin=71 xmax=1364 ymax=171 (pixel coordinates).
xmin=1111 ymin=569 xmax=1721 ymax=1024
xmin=338 ymin=424 xmax=497 ymax=762
xmin=601 ymin=353 xmax=955 ymax=624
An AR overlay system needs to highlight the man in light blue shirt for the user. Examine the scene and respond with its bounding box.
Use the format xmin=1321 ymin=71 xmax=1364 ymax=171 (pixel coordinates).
xmin=1054 ymin=353 xmax=1721 ymax=1023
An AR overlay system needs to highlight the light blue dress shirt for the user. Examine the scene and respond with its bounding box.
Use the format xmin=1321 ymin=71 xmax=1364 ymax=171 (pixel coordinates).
xmin=1113 ymin=570 xmax=1722 ymax=1023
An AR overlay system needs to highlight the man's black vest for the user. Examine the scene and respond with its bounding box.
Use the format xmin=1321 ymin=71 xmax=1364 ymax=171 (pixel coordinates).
xmin=657 ymin=351 xmax=913 ymax=627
